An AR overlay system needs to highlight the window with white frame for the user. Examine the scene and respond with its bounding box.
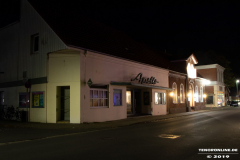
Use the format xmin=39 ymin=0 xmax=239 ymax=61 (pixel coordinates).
xmin=219 ymin=70 xmax=221 ymax=82
xmin=195 ymin=86 xmax=199 ymax=102
xmin=155 ymin=92 xmax=166 ymax=105
xmin=200 ymin=86 xmax=203 ymax=102
xmin=222 ymin=71 xmax=224 ymax=82
xmin=180 ymin=84 xmax=185 ymax=103
xmin=31 ymin=33 xmax=39 ymax=54
xmin=219 ymin=86 xmax=223 ymax=91
xmin=90 ymin=89 xmax=108 ymax=107
xmin=113 ymin=89 xmax=122 ymax=106
xmin=172 ymin=82 xmax=177 ymax=103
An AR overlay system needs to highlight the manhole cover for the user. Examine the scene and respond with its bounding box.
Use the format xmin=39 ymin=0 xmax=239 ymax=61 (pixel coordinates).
xmin=158 ymin=134 xmax=181 ymax=139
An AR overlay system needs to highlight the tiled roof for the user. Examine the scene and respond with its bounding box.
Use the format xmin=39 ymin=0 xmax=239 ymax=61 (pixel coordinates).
xmin=28 ymin=0 xmax=182 ymax=73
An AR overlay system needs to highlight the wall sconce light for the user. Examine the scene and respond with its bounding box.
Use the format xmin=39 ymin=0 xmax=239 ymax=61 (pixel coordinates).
xmin=188 ymin=93 xmax=192 ymax=97
xmin=170 ymin=92 xmax=173 ymax=97
xmin=203 ymin=94 xmax=207 ymax=98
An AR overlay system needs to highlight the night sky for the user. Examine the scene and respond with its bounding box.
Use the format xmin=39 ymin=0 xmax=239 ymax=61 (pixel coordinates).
xmin=1 ymin=1 xmax=240 ymax=76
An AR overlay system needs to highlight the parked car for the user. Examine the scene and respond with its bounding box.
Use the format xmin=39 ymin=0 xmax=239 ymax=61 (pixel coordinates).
xmin=230 ymin=101 xmax=239 ymax=107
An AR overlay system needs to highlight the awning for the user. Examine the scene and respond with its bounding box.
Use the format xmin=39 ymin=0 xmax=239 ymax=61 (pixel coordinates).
xmin=110 ymin=81 xmax=172 ymax=91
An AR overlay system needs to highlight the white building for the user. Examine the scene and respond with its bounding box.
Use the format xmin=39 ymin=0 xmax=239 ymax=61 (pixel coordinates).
xmin=0 ymin=0 xmax=177 ymax=123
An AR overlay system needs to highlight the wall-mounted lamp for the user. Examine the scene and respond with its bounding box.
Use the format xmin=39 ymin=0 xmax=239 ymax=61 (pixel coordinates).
xmin=188 ymin=93 xmax=192 ymax=97
xmin=203 ymin=94 xmax=207 ymax=98
xmin=170 ymin=92 xmax=173 ymax=97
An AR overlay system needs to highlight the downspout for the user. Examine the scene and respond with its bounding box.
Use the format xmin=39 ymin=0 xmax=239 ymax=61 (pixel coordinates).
xmin=46 ymin=52 xmax=51 ymax=123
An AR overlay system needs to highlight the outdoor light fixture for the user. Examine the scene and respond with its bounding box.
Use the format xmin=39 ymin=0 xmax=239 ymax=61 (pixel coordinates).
xmin=203 ymin=94 xmax=206 ymax=98
xmin=170 ymin=92 xmax=173 ymax=96
xmin=188 ymin=93 xmax=192 ymax=97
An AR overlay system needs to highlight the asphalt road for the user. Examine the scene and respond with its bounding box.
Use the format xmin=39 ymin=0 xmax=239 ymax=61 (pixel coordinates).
xmin=1 ymin=108 xmax=240 ymax=160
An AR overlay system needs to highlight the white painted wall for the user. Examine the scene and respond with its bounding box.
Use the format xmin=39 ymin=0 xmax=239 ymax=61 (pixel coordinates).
xmin=30 ymin=83 xmax=47 ymax=123
xmin=80 ymin=50 xmax=169 ymax=123
xmin=0 ymin=23 xmax=19 ymax=83
xmin=47 ymin=51 xmax=80 ymax=123
xmin=19 ymin=0 xmax=67 ymax=80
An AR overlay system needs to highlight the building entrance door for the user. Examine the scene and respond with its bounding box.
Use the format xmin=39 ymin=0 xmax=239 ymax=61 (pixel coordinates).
xmin=134 ymin=89 xmax=142 ymax=114
xmin=60 ymin=86 xmax=70 ymax=121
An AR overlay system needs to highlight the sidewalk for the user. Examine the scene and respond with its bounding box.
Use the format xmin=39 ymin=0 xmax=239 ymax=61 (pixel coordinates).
xmin=0 ymin=105 xmax=234 ymax=144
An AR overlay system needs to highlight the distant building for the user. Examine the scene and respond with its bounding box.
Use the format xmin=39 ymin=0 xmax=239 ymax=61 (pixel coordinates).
xmin=195 ymin=64 xmax=225 ymax=107
xmin=169 ymin=54 xmax=207 ymax=113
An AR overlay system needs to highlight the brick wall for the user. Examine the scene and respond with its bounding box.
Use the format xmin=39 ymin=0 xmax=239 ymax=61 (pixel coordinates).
xmin=205 ymin=86 xmax=214 ymax=94
xmin=197 ymin=68 xmax=217 ymax=81
xmin=168 ymin=75 xmax=187 ymax=113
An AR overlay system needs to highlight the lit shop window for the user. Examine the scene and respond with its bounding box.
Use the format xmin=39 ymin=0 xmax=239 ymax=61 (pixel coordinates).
xmin=90 ymin=89 xmax=108 ymax=107
xmin=113 ymin=89 xmax=122 ymax=106
xmin=126 ymin=91 xmax=131 ymax=106
xmin=172 ymin=82 xmax=177 ymax=103
xmin=155 ymin=92 xmax=166 ymax=105
xmin=180 ymin=84 xmax=185 ymax=103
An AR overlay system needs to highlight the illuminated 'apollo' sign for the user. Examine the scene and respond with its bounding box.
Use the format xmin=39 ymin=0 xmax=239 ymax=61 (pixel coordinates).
xmin=131 ymin=73 xmax=159 ymax=84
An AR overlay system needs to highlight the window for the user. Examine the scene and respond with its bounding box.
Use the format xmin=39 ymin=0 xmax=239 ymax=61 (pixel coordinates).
xmin=113 ymin=89 xmax=122 ymax=106
xmin=155 ymin=92 xmax=166 ymax=105
xmin=222 ymin=72 xmax=224 ymax=83
xmin=172 ymin=82 xmax=177 ymax=103
xmin=19 ymin=92 xmax=29 ymax=108
xmin=195 ymin=86 xmax=199 ymax=102
xmin=180 ymin=84 xmax=184 ymax=103
xmin=206 ymin=95 xmax=214 ymax=104
xmin=90 ymin=89 xmax=108 ymax=107
xmin=31 ymin=34 xmax=39 ymax=54
xmin=200 ymin=86 xmax=203 ymax=102
xmin=219 ymin=86 xmax=223 ymax=91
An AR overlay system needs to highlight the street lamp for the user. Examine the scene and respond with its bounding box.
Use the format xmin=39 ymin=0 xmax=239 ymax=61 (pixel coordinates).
xmin=236 ymin=80 xmax=239 ymax=101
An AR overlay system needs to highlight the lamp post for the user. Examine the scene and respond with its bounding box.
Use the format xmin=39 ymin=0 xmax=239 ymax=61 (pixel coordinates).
xmin=237 ymin=80 xmax=239 ymax=101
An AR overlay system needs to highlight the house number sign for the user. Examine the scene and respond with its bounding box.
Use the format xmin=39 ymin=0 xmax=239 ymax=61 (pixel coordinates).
xmin=131 ymin=73 xmax=159 ymax=84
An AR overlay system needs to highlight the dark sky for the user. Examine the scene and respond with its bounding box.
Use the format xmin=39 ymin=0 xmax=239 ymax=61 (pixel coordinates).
xmin=1 ymin=1 xmax=240 ymax=75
